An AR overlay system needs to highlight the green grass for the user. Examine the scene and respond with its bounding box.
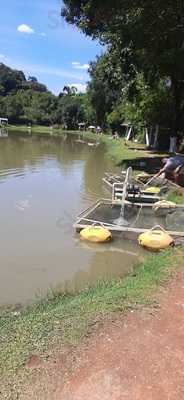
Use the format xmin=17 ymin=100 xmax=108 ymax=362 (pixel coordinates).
xmin=101 ymin=136 xmax=146 ymax=163
xmin=0 ymin=248 xmax=182 ymax=376
xmin=166 ymin=190 xmax=184 ymax=204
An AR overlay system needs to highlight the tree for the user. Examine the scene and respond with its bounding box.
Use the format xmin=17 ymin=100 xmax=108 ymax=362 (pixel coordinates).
xmin=25 ymin=92 xmax=58 ymax=125
xmin=28 ymin=76 xmax=38 ymax=83
xmin=23 ymin=80 xmax=47 ymax=93
xmin=0 ymin=96 xmax=7 ymax=116
xmin=0 ymin=63 xmax=26 ymax=95
xmin=57 ymin=94 xmax=86 ymax=128
xmin=62 ymin=85 xmax=78 ymax=96
xmin=62 ymin=0 xmax=184 ymax=139
xmin=109 ymin=74 xmax=173 ymax=135
xmin=87 ymin=50 xmax=126 ymax=127
xmin=5 ymin=94 xmax=24 ymax=122
xmin=82 ymin=93 xmax=96 ymax=125
xmin=0 ymin=63 xmax=52 ymax=123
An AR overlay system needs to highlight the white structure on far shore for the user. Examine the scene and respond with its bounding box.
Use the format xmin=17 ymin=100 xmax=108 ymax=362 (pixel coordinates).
xmin=0 ymin=118 xmax=8 ymax=126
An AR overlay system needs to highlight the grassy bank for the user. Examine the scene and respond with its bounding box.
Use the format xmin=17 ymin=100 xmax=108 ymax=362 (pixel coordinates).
xmin=0 ymin=248 xmax=182 ymax=377
xmin=166 ymin=190 xmax=184 ymax=204
xmin=8 ymin=124 xmax=148 ymax=164
xmin=100 ymin=135 xmax=147 ymax=163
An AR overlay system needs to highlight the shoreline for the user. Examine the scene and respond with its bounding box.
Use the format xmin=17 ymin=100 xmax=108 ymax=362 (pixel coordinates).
xmin=8 ymin=123 xmax=150 ymax=164
xmin=0 ymin=248 xmax=183 ymax=378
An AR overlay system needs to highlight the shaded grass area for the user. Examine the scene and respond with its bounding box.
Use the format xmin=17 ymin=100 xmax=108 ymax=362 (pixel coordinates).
xmin=0 ymin=248 xmax=182 ymax=376
xmin=166 ymin=189 xmax=184 ymax=204
xmin=8 ymin=124 xmax=148 ymax=164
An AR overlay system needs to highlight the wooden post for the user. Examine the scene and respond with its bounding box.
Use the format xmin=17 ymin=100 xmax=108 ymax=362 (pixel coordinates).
xmin=169 ymin=136 xmax=177 ymax=153
xmin=153 ymin=124 xmax=159 ymax=149
xmin=126 ymin=126 xmax=132 ymax=141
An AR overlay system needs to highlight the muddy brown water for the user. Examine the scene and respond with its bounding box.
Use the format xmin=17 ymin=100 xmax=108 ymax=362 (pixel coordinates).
xmin=0 ymin=132 xmax=144 ymax=305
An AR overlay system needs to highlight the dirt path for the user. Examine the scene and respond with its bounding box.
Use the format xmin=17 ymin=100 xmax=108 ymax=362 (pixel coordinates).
xmin=20 ymin=268 xmax=184 ymax=400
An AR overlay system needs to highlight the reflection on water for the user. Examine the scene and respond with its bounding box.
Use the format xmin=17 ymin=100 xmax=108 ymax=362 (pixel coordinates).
xmin=0 ymin=127 xmax=8 ymax=138
xmin=0 ymin=132 xmax=142 ymax=305
xmin=60 ymin=238 xmax=140 ymax=294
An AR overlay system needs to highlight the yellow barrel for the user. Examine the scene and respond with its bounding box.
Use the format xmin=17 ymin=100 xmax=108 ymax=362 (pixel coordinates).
xmin=138 ymin=229 xmax=173 ymax=251
xmin=144 ymin=187 xmax=160 ymax=195
xmin=80 ymin=226 xmax=112 ymax=243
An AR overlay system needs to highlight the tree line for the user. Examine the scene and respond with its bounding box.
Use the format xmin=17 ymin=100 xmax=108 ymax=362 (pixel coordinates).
xmin=0 ymin=63 xmax=92 ymax=129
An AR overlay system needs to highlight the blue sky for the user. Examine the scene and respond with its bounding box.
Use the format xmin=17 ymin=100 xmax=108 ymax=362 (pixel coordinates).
xmin=0 ymin=0 xmax=102 ymax=94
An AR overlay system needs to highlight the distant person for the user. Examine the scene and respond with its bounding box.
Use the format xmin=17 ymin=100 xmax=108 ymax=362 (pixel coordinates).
xmin=112 ymin=131 xmax=119 ymax=140
xmin=96 ymin=126 xmax=102 ymax=135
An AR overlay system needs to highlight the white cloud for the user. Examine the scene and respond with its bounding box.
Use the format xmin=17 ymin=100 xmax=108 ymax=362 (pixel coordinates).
xmin=17 ymin=25 xmax=46 ymax=37
xmin=17 ymin=24 xmax=34 ymax=34
xmin=72 ymin=61 xmax=89 ymax=70
xmin=69 ymin=83 xmax=87 ymax=93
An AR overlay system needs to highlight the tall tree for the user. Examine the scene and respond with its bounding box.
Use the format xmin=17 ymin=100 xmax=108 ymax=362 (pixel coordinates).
xmin=5 ymin=94 xmax=24 ymax=122
xmin=62 ymin=0 xmax=184 ymax=139
xmin=62 ymin=85 xmax=78 ymax=96
xmin=57 ymin=94 xmax=86 ymax=128
xmin=87 ymin=50 xmax=124 ymax=126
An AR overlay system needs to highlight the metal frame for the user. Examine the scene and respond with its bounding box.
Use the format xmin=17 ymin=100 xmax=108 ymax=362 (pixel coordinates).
xmin=74 ymin=199 xmax=184 ymax=238
xmin=111 ymin=182 xmax=161 ymax=204
xmin=102 ymin=172 xmax=125 ymax=190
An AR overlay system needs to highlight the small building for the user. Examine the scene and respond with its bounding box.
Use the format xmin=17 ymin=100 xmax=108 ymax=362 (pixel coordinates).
xmin=0 ymin=118 xmax=8 ymax=126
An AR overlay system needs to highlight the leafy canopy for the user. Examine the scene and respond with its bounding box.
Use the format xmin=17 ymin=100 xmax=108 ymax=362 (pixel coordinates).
xmin=62 ymin=1 xmax=184 ymax=135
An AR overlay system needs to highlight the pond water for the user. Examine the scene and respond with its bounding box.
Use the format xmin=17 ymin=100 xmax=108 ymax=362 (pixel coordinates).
xmin=0 ymin=131 xmax=143 ymax=305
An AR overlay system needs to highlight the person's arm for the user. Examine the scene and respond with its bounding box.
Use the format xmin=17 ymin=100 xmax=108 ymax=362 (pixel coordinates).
xmin=157 ymin=166 xmax=166 ymax=176
xmin=159 ymin=159 xmax=174 ymax=175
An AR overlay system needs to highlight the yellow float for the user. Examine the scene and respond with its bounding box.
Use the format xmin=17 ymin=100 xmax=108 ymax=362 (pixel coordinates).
xmin=80 ymin=225 xmax=112 ymax=243
xmin=144 ymin=187 xmax=160 ymax=195
xmin=138 ymin=226 xmax=173 ymax=251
